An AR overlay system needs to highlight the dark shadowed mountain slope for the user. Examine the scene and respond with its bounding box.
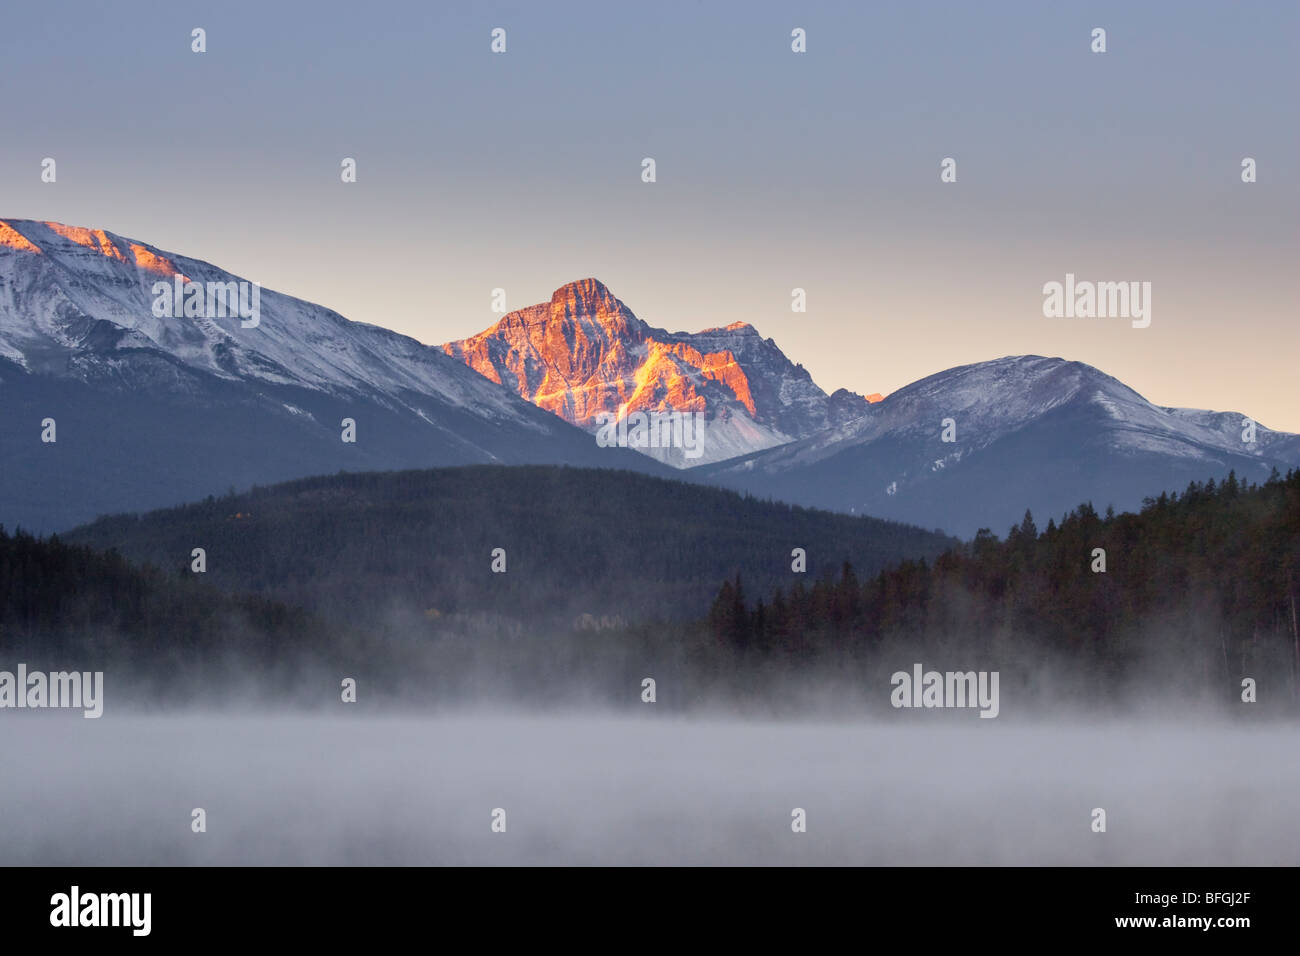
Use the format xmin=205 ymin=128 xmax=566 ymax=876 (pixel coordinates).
xmin=697 ymin=356 xmax=1300 ymax=538
xmin=0 ymin=220 xmax=665 ymax=532
xmin=66 ymin=465 xmax=957 ymax=627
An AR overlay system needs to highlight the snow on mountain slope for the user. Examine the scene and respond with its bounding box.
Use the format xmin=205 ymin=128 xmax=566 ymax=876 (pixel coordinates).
xmin=4 ymin=218 xmax=1291 ymax=540
xmin=714 ymin=356 xmax=1294 ymax=470
xmin=700 ymin=355 xmax=1300 ymax=537
xmin=0 ymin=219 xmax=664 ymax=531
xmin=0 ymin=219 xmax=557 ymax=426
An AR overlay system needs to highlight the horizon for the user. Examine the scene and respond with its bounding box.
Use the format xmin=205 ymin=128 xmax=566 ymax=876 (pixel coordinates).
xmin=2 ymin=214 xmax=1293 ymax=433
xmin=0 ymin=0 xmax=1294 ymax=430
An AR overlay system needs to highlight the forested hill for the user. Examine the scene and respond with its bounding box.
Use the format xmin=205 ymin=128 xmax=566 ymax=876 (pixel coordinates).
xmin=66 ymin=466 xmax=956 ymax=627
xmin=708 ymin=469 xmax=1300 ymax=702
xmin=0 ymin=526 xmax=319 ymax=679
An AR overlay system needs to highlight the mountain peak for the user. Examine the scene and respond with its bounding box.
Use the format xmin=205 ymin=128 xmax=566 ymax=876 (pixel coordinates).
xmin=549 ymin=278 xmax=624 ymax=317
xmin=443 ymin=282 xmax=848 ymax=466
xmin=697 ymin=320 xmax=757 ymax=335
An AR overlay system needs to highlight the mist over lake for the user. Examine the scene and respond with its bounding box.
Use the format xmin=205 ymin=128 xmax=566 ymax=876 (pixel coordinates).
xmin=2 ymin=712 xmax=1295 ymax=866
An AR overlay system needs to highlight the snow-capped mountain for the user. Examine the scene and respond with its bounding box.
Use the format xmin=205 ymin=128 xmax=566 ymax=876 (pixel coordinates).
xmin=4 ymin=219 xmax=1293 ymax=540
xmin=0 ymin=220 xmax=663 ymax=531
xmin=441 ymin=278 xmax=875 ymax=466
xmin=699 ymin=355 xmax=1300 ymax=538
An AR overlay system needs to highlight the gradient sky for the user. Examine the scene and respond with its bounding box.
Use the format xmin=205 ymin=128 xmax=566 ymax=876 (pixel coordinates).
xmin=2 ymin=0 xmax=1296 ymax=429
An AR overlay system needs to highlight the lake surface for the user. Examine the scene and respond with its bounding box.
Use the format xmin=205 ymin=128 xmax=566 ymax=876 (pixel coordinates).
xmin=1 ymin=712 xmax=1294 ymax=865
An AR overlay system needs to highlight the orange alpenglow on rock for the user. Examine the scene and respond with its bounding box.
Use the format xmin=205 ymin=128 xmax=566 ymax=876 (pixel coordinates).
xmin=44 ymin=224 xmax=130 ymax=263
xmin=443 ymin=278 xmax=746 ymax=427
xmin=442 ymin=278 xmax=876 ymax=466
xmin=0 ymin=219 xmax=187 ymax=279
xmin=0 ymin=221 xmax=42 ymax=254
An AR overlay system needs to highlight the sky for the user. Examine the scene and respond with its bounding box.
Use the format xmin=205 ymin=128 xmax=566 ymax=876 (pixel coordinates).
xmin=1 ymin=0 xmax=1296 ymax=429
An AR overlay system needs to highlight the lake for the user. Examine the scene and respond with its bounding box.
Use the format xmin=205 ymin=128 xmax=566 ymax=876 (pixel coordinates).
xmin=1 ymin=712 xmax=1293 ymax=865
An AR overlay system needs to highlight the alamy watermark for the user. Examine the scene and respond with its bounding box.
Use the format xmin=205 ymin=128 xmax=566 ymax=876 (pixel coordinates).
xmin=1042 ymin=273 xmax=1150 ymax=329
xmin=50 ymin=886 xmax=150 ymax=936
xmin=594 ymin=406 xmax=706 ymax=460
xmin=890 ymin=663 xmax=999 ymax=718
xmin=151 ymin=275 xmax=260 ymax=328
xmin=0 ymin=664 xmax=103 ymax=717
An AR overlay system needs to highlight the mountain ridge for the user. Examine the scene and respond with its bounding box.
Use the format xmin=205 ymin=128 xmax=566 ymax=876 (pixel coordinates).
xmin=3 ymin=217 xmax=1296 ymax=539
xmin=698 ymin=354 xmax=1300 ymax=536
xmin=441 ymin=277 xmax=871 ymax=466
xmin=65 ymin=463 xmax=958 ymax=626
xmin=0 ymin=219 xmax=668 ymax=532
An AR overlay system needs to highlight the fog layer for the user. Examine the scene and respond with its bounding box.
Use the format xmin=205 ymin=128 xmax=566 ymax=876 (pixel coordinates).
xmin=1 ymin=713 xmax=1294 ymax=865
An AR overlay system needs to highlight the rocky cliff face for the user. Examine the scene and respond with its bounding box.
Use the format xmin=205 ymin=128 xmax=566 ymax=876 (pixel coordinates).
xmin=442 ymin=278 xmax=872 ymax=466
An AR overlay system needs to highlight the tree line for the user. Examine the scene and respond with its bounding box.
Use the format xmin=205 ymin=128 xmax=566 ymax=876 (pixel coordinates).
xmin=707 ymin=469 xmax=1300 ymax=705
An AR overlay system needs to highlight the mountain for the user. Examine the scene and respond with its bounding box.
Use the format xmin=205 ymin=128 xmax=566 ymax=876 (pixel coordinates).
xmin=0 ymin=220 xmax=664 ymax=532
xmin=6 ymin=219 xmax=1293 ymax=541
xmin=441 ymin=278 xmax=874 ymax=466
xmin=65 ymin=464 xmax=957 ymax=628
xmin=697 ymin=355 xmax=1300 ymax=538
